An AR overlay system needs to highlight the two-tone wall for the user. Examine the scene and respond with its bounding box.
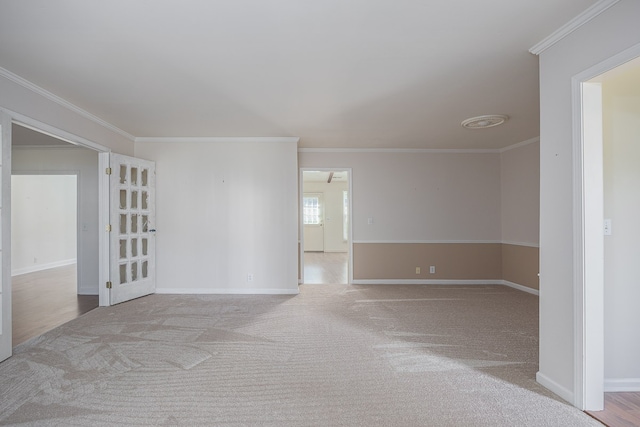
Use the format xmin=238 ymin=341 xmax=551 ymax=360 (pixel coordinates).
xmin=299 ymin=142 xmax=539 ymax=291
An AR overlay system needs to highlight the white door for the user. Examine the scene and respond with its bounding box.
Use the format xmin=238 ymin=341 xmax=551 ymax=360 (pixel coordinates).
xmin=303 ymin=193 xmax=324 ymax=252
xmin=0 ymin=116 xmax=12 ymax=362
xmin=107 ymin=153 xmax=156 ymax=305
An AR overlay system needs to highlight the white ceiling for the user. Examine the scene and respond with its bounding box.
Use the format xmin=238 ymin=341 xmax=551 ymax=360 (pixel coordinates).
xmin=0 ymin=0 xmax=598 ymax=149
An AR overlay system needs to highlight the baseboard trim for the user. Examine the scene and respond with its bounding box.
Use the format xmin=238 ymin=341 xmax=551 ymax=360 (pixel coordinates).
xmin=156 ymin=287 xmax=300 ymax=295
xmin=604 ymin=378 xmax=640 ymax=392
xmin=500 ymin=280 xmax=539 ymax=296
xmin=351 ymin=279 xmax=500 ymax=285
xmin=536 ymin=371 xmax=574 ymax=404
xmin=78 ymin=287 xmax=98 ymax=296
xmin=11 ymin=258 xmax=77 ymax=276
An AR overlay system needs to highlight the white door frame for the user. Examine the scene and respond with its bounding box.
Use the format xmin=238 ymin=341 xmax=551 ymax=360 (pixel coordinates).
xmin=571 ymin=42 xmax=640 ymax=410
xmin=299 ymin=168 xmax=353 ymax=285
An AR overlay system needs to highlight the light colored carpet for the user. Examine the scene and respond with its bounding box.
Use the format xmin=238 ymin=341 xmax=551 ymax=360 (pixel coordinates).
xmin=0 ymin=284 xmax=601 ymax=426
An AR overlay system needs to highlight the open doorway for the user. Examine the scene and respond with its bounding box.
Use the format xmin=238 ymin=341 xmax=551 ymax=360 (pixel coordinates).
xmin=300 ymin=169 xmax=351 ymax=285
xmin=10 ymin=124 xmax=99 ymax=346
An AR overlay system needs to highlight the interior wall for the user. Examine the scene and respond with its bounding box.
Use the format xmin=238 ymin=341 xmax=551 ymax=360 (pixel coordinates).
xmin=135 ymin=139 xmax=299 ymax=294
xmin=303 ymin=180 xmax=348 ymax=253
xmin=11 ymin=175 xmax=77 ymax=275
xmin=602 ymin=65 xmax=640 ymax=390
xmin=500 ymin=140 xmax=540 ymax=290
xmin=537 ymin=0 xmax=640 ymax=403
xmin=12 ymin=146 xmax=99 ymax=294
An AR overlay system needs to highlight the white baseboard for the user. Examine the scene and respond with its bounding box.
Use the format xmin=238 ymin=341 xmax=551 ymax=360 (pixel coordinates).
xmin=537 ymin=371 xmax=574 ymax=404
xmin=500 ymin=280 xmax=539 ymax=296
xmin=604 ymin=378 xmax=640 ymax=392
xmin=156 ymin=287 xmax=300 ymax=295
xmin=351 ymin=279 xmax=501 ymax=285
xmin=78 ymin=287 xmax=98 ymax=296
xmin=11 ymin=258 xmax=77 ymax=276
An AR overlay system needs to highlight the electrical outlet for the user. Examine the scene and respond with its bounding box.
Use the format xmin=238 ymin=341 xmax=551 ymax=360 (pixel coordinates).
xmin=247 ymin=273 xmax=253 ymax=282
xmin=415 ymin=267 xmax=421 ymax=274
xmin=429 ymin=266 xmax=435 ymax=274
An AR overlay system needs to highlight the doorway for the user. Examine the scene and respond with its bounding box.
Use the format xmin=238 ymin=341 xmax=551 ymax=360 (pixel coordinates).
xmin=300 ymin=169 xmax=351 ymax=285
xmin=10 ymin=124 xmax=99 ymax=346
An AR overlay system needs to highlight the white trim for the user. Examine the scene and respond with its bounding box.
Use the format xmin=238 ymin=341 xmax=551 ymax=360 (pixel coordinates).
xmin=11 ymin=258 xmax=76 ymax=277
xmin=12 ymin=145 xmax=81 ymax=150
xmin=0 ymin=67 xmax=135 ymax=142
xmin=156 ymin=288 xmax=300 ymax=295
xmin=98 ymin=153 xmax=111 ymax=307
xmin=352 ymin=240 xmax=502 ymax=244
xmin=498 ymin=137 xmax=540 ymax=153
xmin=502 ymin=241 xmax=540 ymax=248
xmin=529 ymin=0 xmax=620 ymax=55
xmin=536 ymin=371 xmax=574 ymax=404
xmin=604 ymin=378 xmax=640 ymax=392
xmin=136 ymin=136 xmax=300 ymax=144
xmin=351 ymin=279 xmax=501 ymax=285
xmin=298 ymin=147 xmax=499 ymax=154
xmin=501 ymin=280 xmax=539 ymax=296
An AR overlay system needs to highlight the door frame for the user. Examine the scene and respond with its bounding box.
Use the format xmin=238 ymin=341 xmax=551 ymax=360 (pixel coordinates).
xmin=299 ymin=167 xmax=353 ymax=285
xmin=571 ymin=42 xmax=640 ymax=410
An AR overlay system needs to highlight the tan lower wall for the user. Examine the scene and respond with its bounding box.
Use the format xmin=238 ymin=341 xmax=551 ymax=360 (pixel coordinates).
xmin=353 ymin=243 xmax=502 ymax=280
xmin=501 ymin=244 xmax=539 ymax=290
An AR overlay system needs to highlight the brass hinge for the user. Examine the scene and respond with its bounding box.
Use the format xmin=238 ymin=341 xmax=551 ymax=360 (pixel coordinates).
xmin=106 ymin=224 xmax=112 ymax=232
xmin=105 ymin=167 xmax=112 ymax=175
xmin=106 ymin=281 xmax=112 ymax=289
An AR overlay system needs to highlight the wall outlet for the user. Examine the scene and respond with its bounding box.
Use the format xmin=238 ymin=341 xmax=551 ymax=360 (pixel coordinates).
xmin=34 ymin=257 xmax=38 ymax=264
xmin=247 ymin=273 xmax=253 ymax=282
xmin=415 ymin=267 xmax=421 ymax=274
xmin=429 ymin=266 xmax=435 ymax=274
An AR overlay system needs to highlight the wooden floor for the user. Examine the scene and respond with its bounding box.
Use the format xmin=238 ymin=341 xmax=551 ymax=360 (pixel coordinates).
xmin=12 ymin=264 xmax=99 ymax=346
xmin=587 ymin=393 xmax=640 ymax=427
xmin=303 ymin=252 xmax=348 ymax=284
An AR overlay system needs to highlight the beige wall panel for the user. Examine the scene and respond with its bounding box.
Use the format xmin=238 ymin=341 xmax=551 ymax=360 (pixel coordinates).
xmin=501 ymin=244 xmax=539 ymax=290
xmin=353 ymin=243 xmax=501 ymax=280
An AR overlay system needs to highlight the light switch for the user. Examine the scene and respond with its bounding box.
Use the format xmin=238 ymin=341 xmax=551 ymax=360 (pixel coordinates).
xmin=604 ymin=219 xmax=612 ymax=235
xmin=367 ymin=217 xmax=374 ymax=225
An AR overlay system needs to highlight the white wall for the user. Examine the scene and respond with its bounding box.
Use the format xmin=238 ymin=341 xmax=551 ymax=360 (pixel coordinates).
xmin=11 ymin=175 xmax=77 ymax=274
xmin=303 ymin=180 xmax=348 ymax=252
xmin=135 ymin=139 xmax=299 ymax=294
xmin=299 ymin=151 xmax=501 ymax=242
xmin=12 ymin=146 xmax=99 ymax=294
xmin=602 ymin=65 xmax=640 ymax=389
xmin=500 ymin=140 xmax=539 ymax=247
xmin=538 ymin=0 xmax=640 ymax=404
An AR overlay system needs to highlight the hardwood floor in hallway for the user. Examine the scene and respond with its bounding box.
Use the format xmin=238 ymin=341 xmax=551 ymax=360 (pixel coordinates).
xmin=12 ymin=264 xmax=99 ymax=346
xmin=303 ymin=252 xmax=348 ymax=284
xmin=587 ymin=392 xmax=640 ymax=427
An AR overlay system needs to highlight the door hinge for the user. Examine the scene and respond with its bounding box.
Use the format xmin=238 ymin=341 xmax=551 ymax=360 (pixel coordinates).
xmin=106 ymin=224 xmax=112 ymax=232
xmin=105 ymin=167 xmax=112 ymax=175
xmin=106 ymin=281 xmax=112 ymax=289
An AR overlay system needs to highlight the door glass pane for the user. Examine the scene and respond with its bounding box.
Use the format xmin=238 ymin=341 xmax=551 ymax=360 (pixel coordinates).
xmin=141 ymin=169 xmax=148 ymax=187
xmin=120 ymin=214 xmax=127 ymax=234
xmin=142 ymin=215 xmax=148 ymax=233
xmin=119 ymin=264 xmax=128 ymax=284
xmin=131 ymin=262 xmax=138 ymax=282
xmin=142 ymin=191 xmax=148 ymax=210
xmin=142 ymin=260 xmax=148 ymax=278
xmin=131 ymin=191 xmax=138 ymax=209
xmin=142 ymin=238 xmax=148 ymax=256
xmin=119 ymin=165 xmax=127 ymax=184
xmin=119 ymin=239 xmax=127 ymax=259
xmin=131 ymin=167 xmax=138 ymax=186
xmin=131 ymin=238 xmax=138 ymax=257
xmin=131 ymin=214 xmax=138 ymax=233
xmin=119 ymin=190 xmax=127 ymax=209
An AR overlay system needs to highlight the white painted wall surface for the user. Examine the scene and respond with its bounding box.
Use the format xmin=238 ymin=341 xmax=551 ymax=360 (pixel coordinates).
xmin=538 ymin=0 xmax=640 ymax=404
xmin=303 ymin=181 xmax=348 ymax=252
xmin=135 ymin=139 xmax=299 ymax=294
xmin=12 ymin=147 xmax=99 ymax=294
xmin=299 ymin=151 xmax=501 ymax=242
xmin=602 ymin=67 xmax=640 ymax=389
xmin=11 ymin=175 xmax=77 ymax=274
xmin=500 ymin=141 xmax=539 ymax=247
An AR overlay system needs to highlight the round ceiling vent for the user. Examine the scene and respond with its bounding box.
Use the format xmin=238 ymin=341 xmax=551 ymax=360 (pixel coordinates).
xmin=461 ymin=115 xmax=509 ymax=129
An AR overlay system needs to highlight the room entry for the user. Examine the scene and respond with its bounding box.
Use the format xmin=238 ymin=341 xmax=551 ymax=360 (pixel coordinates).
xmin=303 ymin=192 xmax=324 ymax=252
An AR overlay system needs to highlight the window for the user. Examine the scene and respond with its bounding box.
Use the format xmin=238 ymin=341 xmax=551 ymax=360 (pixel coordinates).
xmin=303 ymin=196 xmax=321 ymax=225
xmin=343 ymin=190 xmax=349 ymax=242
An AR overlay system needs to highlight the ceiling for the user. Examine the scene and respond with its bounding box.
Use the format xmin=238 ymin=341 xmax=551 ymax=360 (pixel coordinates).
xmin=303 ymin=170 xmax=348 ymax=183
xmin=0 ymin=0 xmax=598 ymax=149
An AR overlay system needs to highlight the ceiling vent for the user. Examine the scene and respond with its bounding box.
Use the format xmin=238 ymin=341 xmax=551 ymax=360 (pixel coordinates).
xmin=461 ymin=115 xmax=509 ymax=129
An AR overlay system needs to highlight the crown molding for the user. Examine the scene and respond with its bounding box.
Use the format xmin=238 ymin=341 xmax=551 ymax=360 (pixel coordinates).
xmin=529 ymin=0 xmax=620 ymax=55
xmin=135 ymin=136 xmax=300 ymax=144
xmin=499 ymin=136 xmax=540 ymax=153
xmin=0 ymin=66 xmax=135 ymax=141
xmin=298 ymin=147 xmax=500 ymax=154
